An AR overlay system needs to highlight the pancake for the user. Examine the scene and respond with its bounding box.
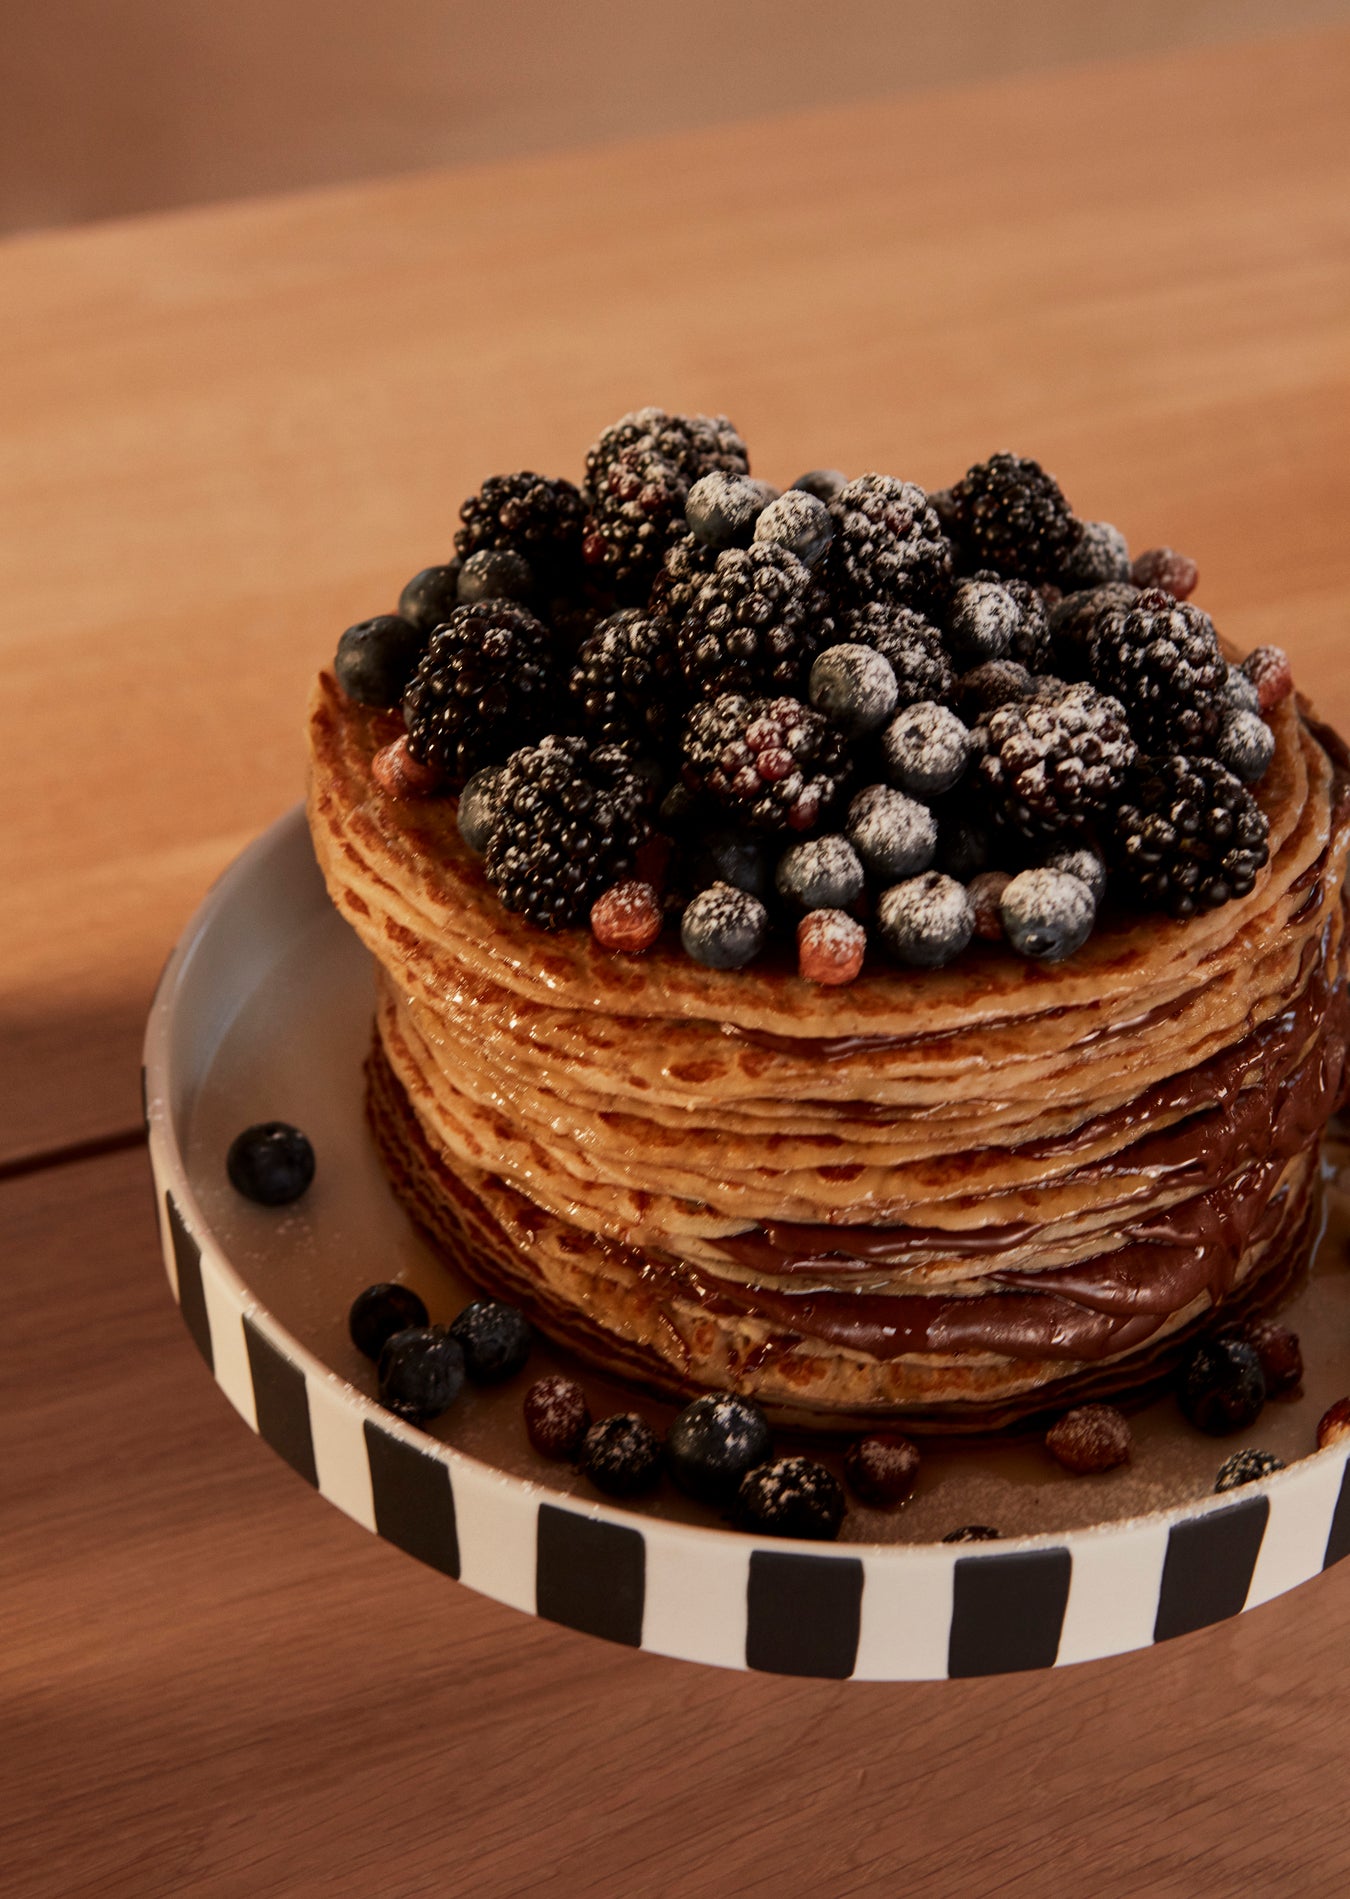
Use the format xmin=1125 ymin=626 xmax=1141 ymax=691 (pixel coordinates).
xmin=306 ymin=669 xmax=1350 ymax=1431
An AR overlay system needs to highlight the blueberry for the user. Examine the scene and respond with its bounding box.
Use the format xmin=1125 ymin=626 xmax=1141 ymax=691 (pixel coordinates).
xmin=809 ymin=643 xmax=899 ymax=737
xmin=847 ymin=784 xmax=937 ymax=881
xmin=876 ymin=872 xmax=974 ymax=968
xmin=1061 ymin=520 xmax=1131 ymax=588
xmin=754 ymin=490 xmax=833 ymax=567
xmin=1180 ymin=1337 xmax=1266 ymax=1436
xmin=1224 ymin=664 xmax=1261 ymax=716
xmin=226 ymin=1122 xmax=315 ymax=1206
xmin=456 ymin=548 xmax=535 ymax=605
xmin=457 ymin=765 xmax=503 ymax=854
xmin=523 ymin=1374 xmax=591 ymax=1460
xmin=398 ymin=563 xmax=462 ymax=632
xmin=953 ymin=660 xmax=1034 ymax=721
xmin=685 ymin=473 xmax=778 ymax=549
xmin=941 ymin=1525 xmax=1001 ymax=1543
xmin=1217 ymin=709 xmax=1276 ymax=785
xmin=448 ymin=1299 xmax=532 ymax=1383
xmin=680 ymin=881 xmax=768 ymax=969
xmin=775 ymin=834 xmax=864 ymax=911
xmin=666 ymin=1394 xmax=772 ymax=1505
xmin=579 ymin=1413 xmax=663 ymax=1497
xmin=688 ymin=829 xmax=771 ymax=901
xmin=790 ymin=469 xmax=847 ymax=503
xmin=881 ymin=702 xmax=972 ymax=797
xmin=349 ymin=1282 xmax=429 ymax=1361
xmin=377 ymin=1325 xmax=465 ymax=1422
xmin=1001 ymin=867 xmax=1096 ymax=962
xmin=735 ymin=1457 xmax=846 ymax=1540
xmin=1214 ymin=1447 xmax=1285 ymax=1493
xmin=1045 ymin=846 xmax=1107 ymax=905
xmin=947 ymin=579 xmax=1020 ymax=663
xmin=334 ymin=614 xmax=426 ymax=707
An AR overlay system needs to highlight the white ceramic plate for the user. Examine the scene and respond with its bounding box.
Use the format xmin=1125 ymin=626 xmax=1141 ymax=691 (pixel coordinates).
xmin=143 ymin=806 xmax=1350 ymax=1678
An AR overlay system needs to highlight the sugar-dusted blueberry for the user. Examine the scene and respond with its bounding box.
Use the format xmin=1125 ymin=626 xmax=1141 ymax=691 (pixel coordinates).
xmin=754 ymin=490 xmax=834 ymax=567
xmin=797 ymin=909 xmax=867 ymax=985
xmin=1225 ymin=664 xmax=1260 ymax=716
xmin=523 ymin=1374 xmax=591 ymax=1460
xmin=680 ymin=881 xmax=768 ymax=969
xmin=398 ymin=562 xmax=463 ymax=632
xmin=847 ymin=783 xmax=937 ymax=881
xmin=349 ymin=1282 xmax=430 ymax=1361
xmin=844 ymin=1433 xmax=920 ymax=1506
xmin=941 ymin=1525 xmax=1001 ymax=1543
xmin=1001 ymin=867 xmax=1095 ymax=963
xmin=580 ymin=1412 xmax=663 ymax=1497
xmin=876 ymin=872 xmax=974 ymax=968
xmin=685 ymin=472 xmax=778 ymax=549
xmin=736 ymin=1457 xmax=846 ymax=1540
xmin=449 ymin=1299 xmax=532 ymax=1383
xmin=666 ymin=1394 xmax=773 ymax=1505
xmin=1045 ymin=1404 xmax=1132 ymax=1475
xmin=688 ymin=829 xmax=771 ymax=901
xmin=1130 ymin=546 xmax=1198 ymax=598
xmin=790 ymin=468 xmax=847 ymax=503
xmin=1214 ymin=1447 xmax=1285 ymax=1493
xmin=809 ymin=643 xmax=899 ymax=737
xmin=953 ymin=659 xmax=1033 ymax=721
xmin=1179 ymin=1336 xmax=1266 ymax=1436
xmin=776 ymin=834 xmax=865 ymax=911
xmin=1218 ymin=708 xmax=1276 ymax=785
xmin=456 ymin=765 xmax=503 ymax=853
xmin=1240 ymin=1320 xmax=1303 ymax=1398
xmin=456 ymin=548 xmax=535 ymax=605
xmin=1045 ymin=845 xmax=1107 ymax=906
xmin=1061 ymin=521 xmax=1131 ymax=588
xmin=947 ymin=578 xmax=1020 ymax=664
xmin=335 ymin=614 xmax=426 ymax=707
xmin=377 ymin=1325 xmax=465 ymax=1423
xmin=881 ymin=701 xmax=972 ymax=798
xmin=226 ymin=1122 xmax=315 ymax=1206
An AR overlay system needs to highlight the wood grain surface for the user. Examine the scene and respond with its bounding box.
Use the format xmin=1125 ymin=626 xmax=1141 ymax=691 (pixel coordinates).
xmin=5 ymin=29 xmax=1350 ymax=1897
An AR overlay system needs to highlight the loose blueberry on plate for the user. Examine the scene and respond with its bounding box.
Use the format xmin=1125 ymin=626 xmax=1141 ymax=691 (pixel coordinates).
xmin=449 ymin=1299 xmax=532 ymax=1383
xmin=844 ymin=1433 xmax=920 ymax=1506
xmin=524 ymin=1374 xmax=591 ymax=1460
xmin=735 ymin=1457 xmax=846 ymax=1540
xmin=377 ymin=1325 xmax=465 ymax=1423
xmin=1214 ymin=1448 xmax=1285 ymax=1493
xmin=226 ymin=1122 xmax=316 ymax=1206
xmin=579 ymin=1413 xmax=663 ymax=1497
xmin=348 ymin=1282 xmax=430 ymax=1361
xmin=665 ymin=1394 xmax=772 ymax=1505
xmin=1178 ymin=1336 xmax=1267 ymax=1436
xmin=941 ymin=1525 xmax=1001 ymax=1544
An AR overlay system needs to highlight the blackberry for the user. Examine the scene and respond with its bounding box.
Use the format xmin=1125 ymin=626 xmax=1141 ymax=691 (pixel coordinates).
xmin=735 ymin=1457 xmax=846 ymax=1540
xmin=403 ymin=603 xmax=555 ymax=787
xmin=676 ymin=544 xmax=835 ymax=698
xmin=1179 ymin=1336 xmax=1266 ymax=1436
xmin=973 ymin=681 xmax=1136 ymax=840
xmin=455 ymin=472 xmax=586 ymax=578
xmin=1002 ymin=579 xmax=1053 ymax=672
xmin=1091 ymin=588 xmax=1228 ymax=754
xmin=836 ymin=603 xmax=954 ymax=707
xmin=583 ymin=447 xmax=689 ymax=601
xmin=650 ymin=532 xmax=720 ymax=622
xmin=1214 ymin=1448 xmax=1285 ymax=1493
xmin=483 ymin=735 xmax=651 ymax=929
xmin=1111 ymin=754 xmax=1269 ymax=918
xmin=828 ymin=475 xmax=953 ymax=610
xmin=1048 ymin=582 xmax=1139 ymax=680
xmin=569 ymin=609 xmax=683 ymax=750
xmin=584 ymin=408 xmax=749 ymax=490
xmin=681 ymin=693 xmax=850 ymax=833
xmin=945 ymin=452 xmax=1078 ymax=582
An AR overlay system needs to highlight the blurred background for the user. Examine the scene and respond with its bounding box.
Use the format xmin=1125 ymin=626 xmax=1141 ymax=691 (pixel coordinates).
xmin=6 ymin=0 xmax=1350 ymax=235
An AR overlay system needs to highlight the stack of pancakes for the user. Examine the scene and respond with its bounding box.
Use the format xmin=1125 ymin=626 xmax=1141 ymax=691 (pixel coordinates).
xmin=307 ymin=671 xmax=1350 ymax=1431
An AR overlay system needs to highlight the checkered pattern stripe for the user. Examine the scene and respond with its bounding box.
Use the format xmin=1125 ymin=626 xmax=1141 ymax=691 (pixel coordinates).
xmin=150 ymin=1145 xmax=1350 ymax=1680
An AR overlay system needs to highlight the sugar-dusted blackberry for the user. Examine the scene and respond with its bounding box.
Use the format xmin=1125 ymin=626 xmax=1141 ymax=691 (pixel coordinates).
xmin=483 ymin=734 xmax=652 ymax=929
xmin=584 ymin=408 xmax=749 ymax=490
xmin=583 ymin=447 xmax=689 ymax=601
xmin=1047 ymin=582 xmax=1139 ymax=680
xmin=736 ymin=1457 xmax=846 ymax=1540
xmin=1002 ymin=579 xmax=1053 ymax=672
xmin=827 ymin=475 xmax=953 ymax=610
xmin=1214 ymin=1448 xmax=1285 ymax=1493
xmin=1091 ymin=588 xmax=1228 ymax=754
xmin=650 ymin=531 xmax=720 ymax=625
xmin=945 ymin=451 xmax=1078 ymax=582
xmin=1061 ymin=521 xmax=1131 ymax=589
xmin=837 ymin=602 xmax=954 ymax=707
xmin=569 ymin=608 xmax=683 ymax=750
xmin=681 ymin=693 xmax=850 ymax=834
xmin=455 ymin=472 xmax=586 ymax=579
xmin=973 ymin=681 xmax=1136 ymax=840
xmin=1111 ymin=754 xmax=1269 ymax=918
xmin=403 ymin=602 xmax=555 ymax=787
xmin=676 ymin=544 xmax=835 ymax=698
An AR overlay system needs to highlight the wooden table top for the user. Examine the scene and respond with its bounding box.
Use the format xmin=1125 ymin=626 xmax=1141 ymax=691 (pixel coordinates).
xmin=7 ymin=28 xmax=1350 ymax=1897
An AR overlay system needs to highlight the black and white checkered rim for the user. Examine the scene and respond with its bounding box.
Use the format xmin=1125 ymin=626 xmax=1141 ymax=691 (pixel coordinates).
xmin=144 ymin=809 xmax=1350 ymax=1680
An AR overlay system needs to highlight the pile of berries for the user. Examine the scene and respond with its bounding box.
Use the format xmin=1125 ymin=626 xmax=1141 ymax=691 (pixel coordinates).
xmin=332 ymin=412 xmax=1293 ymax=980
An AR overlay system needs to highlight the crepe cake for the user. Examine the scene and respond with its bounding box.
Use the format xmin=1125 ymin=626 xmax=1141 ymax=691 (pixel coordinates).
xmin=306 ymin=671 xmax=1350 ymax=1432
